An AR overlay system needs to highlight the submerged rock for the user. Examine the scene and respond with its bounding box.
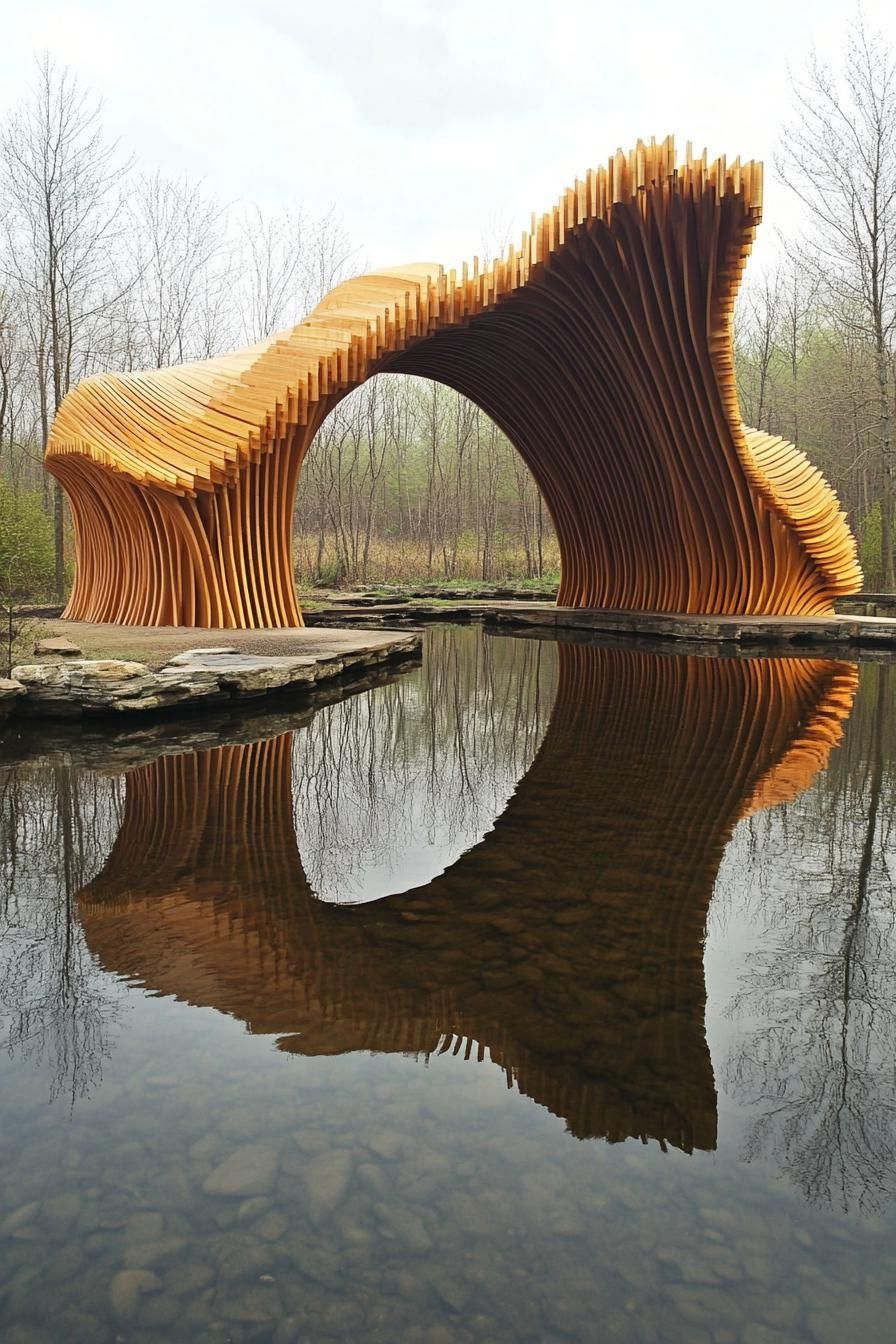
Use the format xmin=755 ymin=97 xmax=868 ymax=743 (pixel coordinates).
xmin=367 ymin=1130 xmax=404 ymax=1161
xmin=255 ymin=1209 xmax=288 ymax=1242
xmin=122 ymin=1235 xmax=188 ymax=1270
xmin=108 ymin=1268 xmax=162 ymax=1321
xmin=202 ymin=1143 xmax=278 ymax=1198
xmin=0 ymin=1200 xmax=40 ymax=1234
xmin=301 ymin=1149 xmax=353 ymax=1222
xmin=123 ymin=1211 xmax=165 ymax=1244
xmin=164 ymin=1261 xmax=215 ymax=1296
xmin=374 ymin=1200 xmax=434 ymax=1253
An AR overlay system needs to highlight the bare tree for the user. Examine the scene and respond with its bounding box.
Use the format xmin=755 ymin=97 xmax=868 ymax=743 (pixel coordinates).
xmin=238 ymin=202 xmax=357 ymax=345
xmin=418 ymin=379 xmax=447 ymax=578
xmin=778 ymin=254 xmax=819 ymax=449
xmin=128 ymin=172 xmax=228 ymax=367
xmin=0 ymin=60 xmax=558 ymax=596
xmin=301 ymin=207 xmax=356 ymax=311
xmin=0 ymin=288 xmax=32 ymax=485
xmin=237 ymin=204 xmax=307 ymax=343
xmin=778 ymin=15 xmax=896 ymax=586
xmin=1 ymin=55 xmax=130 ymax=598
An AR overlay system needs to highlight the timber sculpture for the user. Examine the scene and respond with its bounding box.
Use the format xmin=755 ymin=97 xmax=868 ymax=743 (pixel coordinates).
xmin=47 ymin=138 xmax=861 ymax=627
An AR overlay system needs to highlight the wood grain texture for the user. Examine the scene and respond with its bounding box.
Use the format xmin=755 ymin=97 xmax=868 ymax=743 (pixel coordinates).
xmin=47 ymin=137 xmax=862 ymax=627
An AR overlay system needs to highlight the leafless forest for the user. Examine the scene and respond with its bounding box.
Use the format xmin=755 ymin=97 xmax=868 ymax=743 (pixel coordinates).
xmin=2 ymin=15 xmax=894 ymax=597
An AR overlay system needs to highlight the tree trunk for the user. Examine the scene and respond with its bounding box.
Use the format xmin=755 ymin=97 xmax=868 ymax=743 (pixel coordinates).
xmin=875 ymin=340 xmax=894 ymax=589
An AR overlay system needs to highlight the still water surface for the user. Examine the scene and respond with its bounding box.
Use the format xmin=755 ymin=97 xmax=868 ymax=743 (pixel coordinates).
xmin=1 ymin=626 xmax=894 ymax=1343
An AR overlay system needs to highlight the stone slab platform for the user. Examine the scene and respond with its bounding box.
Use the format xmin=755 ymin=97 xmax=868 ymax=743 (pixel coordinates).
xmin=25 ymin=620 xmax=423 ymax=669
xmin=302 ymin=599 xmax=555 ymax=627
xmin=290 ymin=599 xmax=896 ymax=653
xmin=4 ymin=627 xmax=421 ymax=721
xmin=482 ymin=605 xmax=896 ymax=650
xmin=2 ymin=654 xmax=413 ymax=771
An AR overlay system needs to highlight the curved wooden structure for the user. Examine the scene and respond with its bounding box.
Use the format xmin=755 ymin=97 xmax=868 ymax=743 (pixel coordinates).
xmin=46 ymin=138 xmax=861 ymax=628
xmin=76 ymin=646 xmax=857 ymax=1150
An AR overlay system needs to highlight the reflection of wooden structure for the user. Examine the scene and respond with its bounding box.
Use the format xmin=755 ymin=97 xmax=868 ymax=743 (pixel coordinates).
xmin=47 ymin=139 xmax=860 ymax=627
xmin=77 ymin=647 xmax=857 ymax=1151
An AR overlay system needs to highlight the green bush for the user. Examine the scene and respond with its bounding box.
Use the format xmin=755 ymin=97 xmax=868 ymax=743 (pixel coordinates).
xmin=0 ymin=482 xmax=55 ymax=675
xmin=0 ymin=481 xmax=55 ymax=602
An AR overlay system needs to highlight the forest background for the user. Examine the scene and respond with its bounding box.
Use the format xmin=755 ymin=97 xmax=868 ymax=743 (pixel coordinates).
xmin=1 ymin=16 xmax=895 ymax=604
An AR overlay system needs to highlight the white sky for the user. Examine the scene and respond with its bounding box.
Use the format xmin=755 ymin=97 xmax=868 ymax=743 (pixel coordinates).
xmin=2 ymin=0 xmax=895 ymax=276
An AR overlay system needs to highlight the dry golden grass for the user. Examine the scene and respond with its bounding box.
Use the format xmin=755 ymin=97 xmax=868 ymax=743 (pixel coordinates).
xmin=293 ymin=532 xmax=561 ymax=586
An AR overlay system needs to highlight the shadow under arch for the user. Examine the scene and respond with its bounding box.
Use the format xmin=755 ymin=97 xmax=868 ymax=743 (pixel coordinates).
xmin=76 ymin=644 xmax=858 ymax=1152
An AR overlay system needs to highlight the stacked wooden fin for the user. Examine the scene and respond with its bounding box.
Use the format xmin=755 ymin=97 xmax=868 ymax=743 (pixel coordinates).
xmin=47 ymin=138 xmax=861 ymax=627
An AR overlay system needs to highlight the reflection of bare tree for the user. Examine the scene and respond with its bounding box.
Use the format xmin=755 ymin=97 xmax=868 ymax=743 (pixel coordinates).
xmin=0 ymin=765 xmax=123 ymax=1105
xmin=723 ymin=664 xmax=896 ymax=1213
xmin=292 ymin=627 xmax=556 ymax=902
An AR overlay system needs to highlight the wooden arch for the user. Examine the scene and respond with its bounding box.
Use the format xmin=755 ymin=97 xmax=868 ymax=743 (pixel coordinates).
xmin=47 ymin=138 xmax=861 ymax=627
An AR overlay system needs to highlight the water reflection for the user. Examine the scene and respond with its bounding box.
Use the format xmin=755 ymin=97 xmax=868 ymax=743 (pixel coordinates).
xmin=69 ymin=643 xmax=857 ymax=1155
xmin=292 ymin=629 xmax=556 ymax=902
xmin=0 ymin=766 xmax=123 ymax=1107
xmin=8 ymin=632 xmax=896 ymax=1344
xmin=719 ymin=663 xmax=896 ymax=1213
xmin=1 ymin=633 xmax=551 ymax=1105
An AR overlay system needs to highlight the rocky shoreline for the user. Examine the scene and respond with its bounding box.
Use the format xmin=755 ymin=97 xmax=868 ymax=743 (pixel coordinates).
xmin=6 ymin=595 xmax=896 ymax=729
xmin=0 ymin=631 xmax=422 ymax=725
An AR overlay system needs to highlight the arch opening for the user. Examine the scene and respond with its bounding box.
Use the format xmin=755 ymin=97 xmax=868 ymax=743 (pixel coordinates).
xmin=294 ymin=372 xmax=559 ymax=590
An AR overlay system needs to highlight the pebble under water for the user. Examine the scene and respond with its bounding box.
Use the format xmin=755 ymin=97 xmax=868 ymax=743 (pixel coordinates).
xmin=1 ymin=624 xmax=895 ymax=1344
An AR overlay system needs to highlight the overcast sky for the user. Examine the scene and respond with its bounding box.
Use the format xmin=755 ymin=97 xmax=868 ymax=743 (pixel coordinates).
xmin=2 ymin=0 xmax=895 ymax=277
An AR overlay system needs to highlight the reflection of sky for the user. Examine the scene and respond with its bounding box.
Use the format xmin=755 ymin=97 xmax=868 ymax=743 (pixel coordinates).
xmin=292 ymin=630 xmax=557 ymax=903
xmin=706 ymin=825 xmax=780 ymax=1153
xmin=315 ymin=841 xmax=471 ymax=905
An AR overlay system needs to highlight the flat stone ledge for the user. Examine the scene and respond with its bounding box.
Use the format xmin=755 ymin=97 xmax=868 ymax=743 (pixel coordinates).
xmin=0 ymin=656 xmax=415 ymax=772
xmin=482 ymin=605 xmax=896 ymax=651
xmin=8 ymin=630 xmax=421 ymax=720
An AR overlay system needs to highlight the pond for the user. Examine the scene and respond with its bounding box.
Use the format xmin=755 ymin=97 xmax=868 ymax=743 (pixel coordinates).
xmin=1 ymin=625 xmax=895 ymax=1344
